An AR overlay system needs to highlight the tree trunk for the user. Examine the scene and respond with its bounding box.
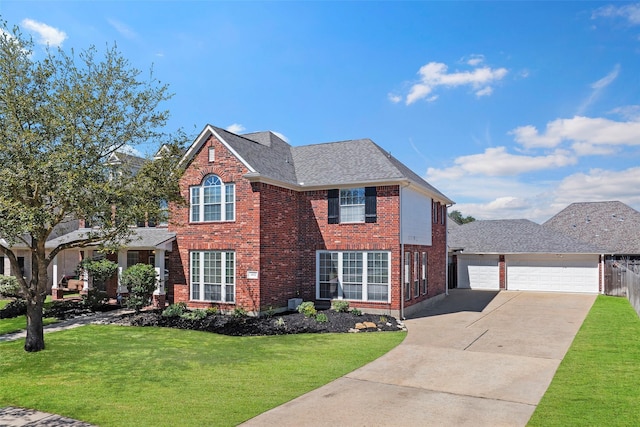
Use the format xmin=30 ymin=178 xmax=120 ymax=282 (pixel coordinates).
xmin=24 ymin=294 xmax=45 ymax=352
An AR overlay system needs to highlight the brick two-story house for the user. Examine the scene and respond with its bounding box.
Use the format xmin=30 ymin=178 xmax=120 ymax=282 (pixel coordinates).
xmin=168 ymin=125 xmax=453 ymax=318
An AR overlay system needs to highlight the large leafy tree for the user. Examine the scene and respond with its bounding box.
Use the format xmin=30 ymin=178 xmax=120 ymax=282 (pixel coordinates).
xmin=449 ymin=210 xmax=476 ymax=224
xmin=0 ymin=23 xmax=184 ymax=352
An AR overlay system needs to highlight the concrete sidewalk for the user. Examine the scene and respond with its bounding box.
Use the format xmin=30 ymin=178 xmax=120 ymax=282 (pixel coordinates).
xmin=241 ymin=290 xmax=596 ymax=426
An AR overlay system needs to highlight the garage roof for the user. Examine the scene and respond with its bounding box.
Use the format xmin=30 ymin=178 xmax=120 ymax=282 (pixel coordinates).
xmin=543 ymin=201 xmax=640 ymax=255
xmin=448 ymin=219 xmax=605 ymax=254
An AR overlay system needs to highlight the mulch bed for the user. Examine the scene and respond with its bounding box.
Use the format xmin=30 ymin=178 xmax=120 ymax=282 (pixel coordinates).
xmin=105 ymin=309 xmax=406 ymax=336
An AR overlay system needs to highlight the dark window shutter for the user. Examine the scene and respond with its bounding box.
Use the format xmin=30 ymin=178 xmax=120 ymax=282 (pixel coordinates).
xmin=328 ymin=189 xmax=339 ymax=224
xmin=365 ymin=187 xmax=377 ymax=223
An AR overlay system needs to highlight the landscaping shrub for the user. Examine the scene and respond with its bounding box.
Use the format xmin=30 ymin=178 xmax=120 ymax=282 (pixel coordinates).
xmin=316 ymin=312 xmax=328 ymax=323
xmin=81 ymin=288 xmax=109 ymax=311
xmin=297 ymin=301 xmax=317 ymax=318
xmin=0 ymin=298 xmax=27 ymax=319
xmin=351 ymin=308 xmax=362 ymax=316
xmin=331 ymin=300 xmax=350 ymax=313
xmin=0 ymin=275 xmax=21 ymax=298
xmin=121 ymin=263 xmax=157 ymax=313
xmin=232 ymin=307 xmax=247 ymax=318
xmin=162 ymin=302 xmax=187 ymax=318
xmin=180 ymin=309 xmax=207 ymax=321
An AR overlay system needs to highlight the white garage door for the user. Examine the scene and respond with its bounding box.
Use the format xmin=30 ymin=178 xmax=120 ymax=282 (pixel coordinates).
xmin=507 ymin=254 xmax=599 ymax=293
xmin=457 ymin=254 xmax=500 ymax=290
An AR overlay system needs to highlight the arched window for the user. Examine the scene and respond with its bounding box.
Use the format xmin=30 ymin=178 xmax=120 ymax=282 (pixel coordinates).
xmin=190 ymin=175 xmax=235 ymax=222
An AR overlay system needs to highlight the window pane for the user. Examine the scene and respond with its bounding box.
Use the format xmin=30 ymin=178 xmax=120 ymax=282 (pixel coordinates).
xmin=204 ymin=284 xmax=221 ymax=301
xmin=204 ymin=204 xmax=221 ymax=221
xmin=225 ymin=184 xmax=235 ymax=221
xmin=319 ymin=252 xmax=339 ymax=299
xmin=225 ymin=252 xmax=235 ymax=284
xmin=340 ymin=205 xmax=365 ymax=223
xmin=203 ymin=252 xmax=221 ymax=284
xmin=204 ymin=186 xmax=221 ymax=204
xmin=191 ymin=252 xmax=200 ymax=300
xmin=342 ymin=252 xmax=362 ymax=300
xmin=225 ymin=284 xmax=235 ymax=302
xmin=339 ymin=188 xmax=365 ymax=223
xmin=367 ymin=253 xmax=389 ymax=301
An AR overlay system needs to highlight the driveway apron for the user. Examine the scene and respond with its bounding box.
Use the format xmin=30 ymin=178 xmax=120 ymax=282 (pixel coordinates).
xmin=241 ymin=290 xmax=596 ymax=426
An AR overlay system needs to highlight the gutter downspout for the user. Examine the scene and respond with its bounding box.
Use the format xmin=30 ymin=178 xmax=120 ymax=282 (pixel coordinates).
xmin=400 ymin=185 xmax=405 ymax=320
xmin=445 ymin=203 xmax=453 ymax=296
xmin=600 ymin=254 xmax=605 ymax=294
xmin=399 ymin=182 xmax=410 ymax=320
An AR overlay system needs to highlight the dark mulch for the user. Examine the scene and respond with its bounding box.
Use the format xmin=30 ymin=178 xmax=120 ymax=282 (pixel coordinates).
xmin=107 ymin=309 xmax=405 ymax=336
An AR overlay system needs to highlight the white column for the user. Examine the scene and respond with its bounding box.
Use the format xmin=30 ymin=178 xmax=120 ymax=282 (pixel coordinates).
xmin=52 ymin=255 xmax=59 ymax=289
xmin=117 ymin=250 xmax=128 ymax=293
xmin=153 ymin=249 xmax=166 ymax=296
xmin=80 ymin=251 xmax=89 ymax=291
xmin=3 ymin=256 xmax=10 ymax=276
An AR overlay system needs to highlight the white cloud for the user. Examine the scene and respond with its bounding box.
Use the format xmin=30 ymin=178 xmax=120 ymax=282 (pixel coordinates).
xmin=404 ymin=60 xmax=508 ymax=105
xmin=510 ymin=116 xmax=640 ymax=150
xmin=465 ymin=54 xmax=485 ymax=66
xmin=107 ymin=18 xmax=138 ymax=39
xmin=475 ymin=86 xmax=493 ymax=97
xmin=21 ymin=19 xmax=67 ymax=47
xmin=610 ymin=105 xmax=640 ymax=120
xmin=388 ymin=93 xmax=402 ymax=103
xmin=577 ymin=64 xmax=620 ymax=115
xmin=592 ymin=3 xmax=640 ymax=25
xmin=226 ymin=123 xmax=245 ymax=134
xmin=591 ymin=64 xmax=620 ymax=90
xmin=554 ymin=167 xmax=640 ymax=206
xmin=427 ymin=146 xmax=576 ymax=178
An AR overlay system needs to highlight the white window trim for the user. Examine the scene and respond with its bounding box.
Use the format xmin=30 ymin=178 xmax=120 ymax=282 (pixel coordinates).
xmin=316 ymin=251 xmax=391 ymax=303
xmin=190 ymin=251 xmax=236 ymax=303
xmin=189 ymin=175 xmax=235 ymax=223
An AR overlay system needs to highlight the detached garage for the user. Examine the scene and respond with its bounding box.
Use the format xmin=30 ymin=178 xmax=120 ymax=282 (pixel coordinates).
xmin=457 ymin=254 xmax=499 ymax=290
xmin=506 ymin=254 xmax=599 ymax=293
xmin=449 ymin=219 xmax=603 ymax=293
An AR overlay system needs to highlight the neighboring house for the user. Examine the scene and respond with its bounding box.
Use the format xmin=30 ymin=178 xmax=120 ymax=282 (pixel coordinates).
xmin=0 ymin=151 xmax=174 ymax=303
xmin=543 ymin=201 xmax=640 ymax=295
xmin=46 ymin=227 xmax=175 ymax=301
xmin=448 ymin=219 xmax=604 ymax=293
xmin=167 ymin=125 xmax=453 ymax=317
xmin=543 ymin=201 xmax=640 ymax=258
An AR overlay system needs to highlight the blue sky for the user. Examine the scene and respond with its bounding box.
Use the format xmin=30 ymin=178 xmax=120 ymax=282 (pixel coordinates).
xmin=2 ymin=1 xmax=640 ymax=222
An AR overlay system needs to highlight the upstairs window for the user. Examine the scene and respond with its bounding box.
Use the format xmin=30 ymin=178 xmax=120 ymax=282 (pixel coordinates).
xmin=340 ymin=188 xmax=365 ymax=223
xmin=190 ymin=175 xmax=235 ymax=222
xmin=328 ymin=187 xmax=377 ymax=224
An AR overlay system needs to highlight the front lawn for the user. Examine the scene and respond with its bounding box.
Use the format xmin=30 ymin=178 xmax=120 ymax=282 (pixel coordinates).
xmin=0 ymin=316 xmax=58 ymax=335
xmin=0 ymin=297 xmax=58 ymax=335
xmin=528 ymin=295 xmax=640 ymax=426
xmin=0 ymin=325 xmax=405 ymax=426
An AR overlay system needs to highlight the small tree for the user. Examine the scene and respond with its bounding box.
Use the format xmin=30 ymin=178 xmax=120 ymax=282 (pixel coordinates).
xmin=78 ymin=258 xmax=118 ymax=309
xmin=121 ymin=263 xmax=157 ymax=313
xmin=78 ymin=258 xmax=118 ymax=291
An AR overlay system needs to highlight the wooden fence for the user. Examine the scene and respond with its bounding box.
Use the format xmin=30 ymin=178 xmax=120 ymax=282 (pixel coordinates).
xmin=605 ymin=258 xmax=640 ymax=317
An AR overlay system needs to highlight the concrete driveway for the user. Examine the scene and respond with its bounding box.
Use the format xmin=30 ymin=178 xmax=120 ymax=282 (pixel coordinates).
xmin=241 ymin=290 xmax=596 ymax=426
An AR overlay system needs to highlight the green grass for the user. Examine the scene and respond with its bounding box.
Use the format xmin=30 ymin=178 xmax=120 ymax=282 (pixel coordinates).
xmin=0 ymin=298 xmax=58 ymax=334
xmin=529 ymin=295 xmax=640 ymax=426
xmin=0 ymin=316 xmax=58 ymax=335
xmin=0 ymin=325 xmax=405 ymax=426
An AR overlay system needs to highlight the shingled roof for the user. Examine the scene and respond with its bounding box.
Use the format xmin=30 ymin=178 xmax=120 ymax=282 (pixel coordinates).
xmin=543 ymin=201 xmax=640 ymax=255
xmin=181 ymin=125 xmax=453 ymax=203
xmin=448 ymin=219 xmax=604 ymax=254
